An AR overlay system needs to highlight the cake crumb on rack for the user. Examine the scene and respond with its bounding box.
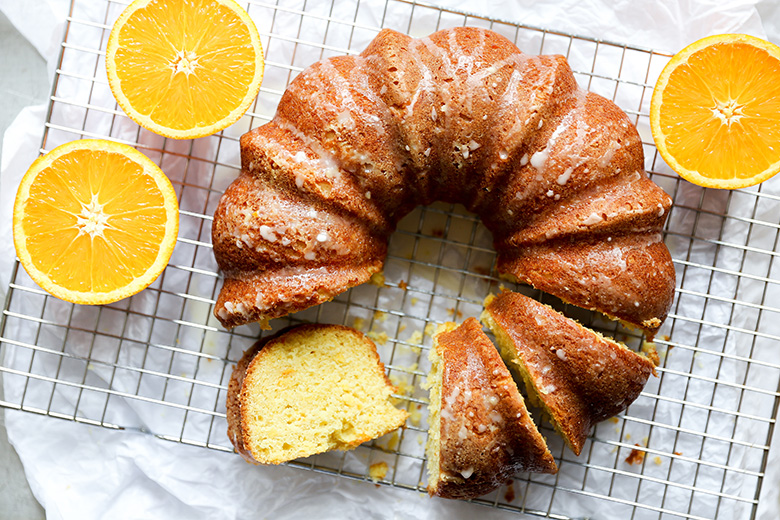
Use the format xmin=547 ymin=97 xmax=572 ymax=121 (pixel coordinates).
xmin=504 ymin=481 xmax=516 ymax=503
xmin=367 ymin=330 xmax=389 ymax=345
xmin=424 ymin=323 xmax=436 ymax=337
xmin=408 ymin=403 xmax=422 ymax=426
xmin=369 ymin=272 xmax=386 ymax=287
xmin=369 ymin=461 xmax=388 ymax=482
xmin=625 ymin=444 xmax=646 ymax=465
xmin=641 ymin=341 xmax=660 ymax=366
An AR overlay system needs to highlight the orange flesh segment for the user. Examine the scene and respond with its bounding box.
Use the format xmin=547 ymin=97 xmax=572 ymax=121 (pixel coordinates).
xmin=113 ymin=0 xmax=258 ymax=131
xmin=21 ymin=149 xmax=168 ymax=294
xmin=658 ymin=42 xmax=780 ymax=181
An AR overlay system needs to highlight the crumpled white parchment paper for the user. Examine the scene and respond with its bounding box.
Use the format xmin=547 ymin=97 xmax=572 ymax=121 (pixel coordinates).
xmin=2 ymin=0 xmax=779 ymax=519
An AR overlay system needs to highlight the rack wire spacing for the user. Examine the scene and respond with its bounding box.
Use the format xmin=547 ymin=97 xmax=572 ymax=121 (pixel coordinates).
xmin=2 ymin=1 xmax=779 ymax=519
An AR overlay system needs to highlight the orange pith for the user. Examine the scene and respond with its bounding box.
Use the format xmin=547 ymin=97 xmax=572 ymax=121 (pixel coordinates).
xmin=13 ymin=140 xmax=179 ymax=305
xmin=650 ymin=34 xmax=780 ymax=189
xmin=106 ymin=0 xmax=264 ymax=139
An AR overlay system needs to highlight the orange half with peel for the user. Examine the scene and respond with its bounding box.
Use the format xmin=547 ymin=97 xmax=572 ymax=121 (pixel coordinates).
xmin=106 ymin=0 xmax=265 ymax=139
xmin=650 ymin=34 xmax=780 ymax=189
xmin=13 ymin=139 xmax=179 ymax=305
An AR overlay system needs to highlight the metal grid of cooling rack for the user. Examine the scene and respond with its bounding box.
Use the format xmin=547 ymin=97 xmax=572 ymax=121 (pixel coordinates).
xmin=2 ymin=0 xmax=779 ymax=518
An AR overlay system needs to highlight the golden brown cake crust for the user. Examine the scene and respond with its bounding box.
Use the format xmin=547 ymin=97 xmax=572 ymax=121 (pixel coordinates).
xmin=226 ymin=332 xmax=277 ymax=464
xmin=482 ymin=290 xmax=656 ymax=456
xmin=212 ymin=26 xmax=676 ymax=332
xmin=430 ymin=318 xmax=557 ymax=499
xmin=498 ymin=233 xmax=676 ymax=338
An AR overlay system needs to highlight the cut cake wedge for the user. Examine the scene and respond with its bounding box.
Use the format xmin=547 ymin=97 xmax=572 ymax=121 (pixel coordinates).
xmin=425 ymin=318 xmax=557 ymax=499
xmin=481 ymin=290 xmax=656 ymax=456
xmin=227 ymin=324 xmax=408 ymax=464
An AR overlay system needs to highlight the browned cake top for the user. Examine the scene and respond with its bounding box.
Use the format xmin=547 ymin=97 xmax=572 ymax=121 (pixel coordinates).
xmin=212 ymin=26 xmax=675 ymax=333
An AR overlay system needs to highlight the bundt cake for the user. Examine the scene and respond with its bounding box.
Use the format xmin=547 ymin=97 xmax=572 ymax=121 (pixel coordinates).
xmin=481 ymin=290 xmax=657 ymax=456
xmin=226 ymin=324 xmax=407 ymax=464
xmin=212 ymin=26 xmax=675 ymax=335
xmin=425 ymin=318 xmax=557 ymax=499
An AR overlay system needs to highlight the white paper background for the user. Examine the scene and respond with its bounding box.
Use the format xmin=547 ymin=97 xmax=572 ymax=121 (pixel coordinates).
xmin=2 ymin=0 xmax=780 ymax=519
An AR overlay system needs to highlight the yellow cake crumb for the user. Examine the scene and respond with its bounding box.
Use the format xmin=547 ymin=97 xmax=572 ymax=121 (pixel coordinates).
xmin=403 ymin=330 xmax=423 ymax=353
xmin=408 ymin=404 xmax=422 ymax=426
xmin=424 ymin=323 xmax=436 ymax=337
xmin=369 ymin=461 xmax=388 ymax=482
xmin=390 ymin=374 xmax=413 ymax=397
xmin=411 ymin=297 xmax=419 ymax=305
xmin=653 ymin=456 xmax=663 ymax=466
xmin=369 ymin=272 xmax=386 ymax=287
xmin=447 ymin=308 xmax=463 ymax=319
xmin=367 ymin=330 xmax=389 ymax=345
xmin=353 ymin=317 xmax=365 ymax=330
xmin=641 ymin=341 xmax=660 ymax=366
xmin=374 ymin=310 xmax=387 ymax=322
xmin=609 ymin=417 xmax=619 ymax=424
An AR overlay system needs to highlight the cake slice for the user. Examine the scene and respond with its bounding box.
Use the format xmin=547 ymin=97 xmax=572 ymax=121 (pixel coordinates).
xmin=226 ymin=324 xmax=408 ymax=464
xmin=481 ymin=290 xmax=656 ymax=456
xmin=425 ymin=318 xmax=557 ymax=499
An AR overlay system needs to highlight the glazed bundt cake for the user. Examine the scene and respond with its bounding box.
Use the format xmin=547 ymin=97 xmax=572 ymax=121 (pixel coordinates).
xmin=481 ymin=290 xmax=657 ymax=456
xmin=426 ymin=318 xmax=557 ymax=499
xmin=226 ymin=324 xmax=407 ymax=464
xmin=212 ymin=26 xmax=675 ymax=335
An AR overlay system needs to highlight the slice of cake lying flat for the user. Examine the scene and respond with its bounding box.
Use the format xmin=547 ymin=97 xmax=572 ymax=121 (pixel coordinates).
xmin=227 ymin=324 xmax=408 ymax=464
xmin=481 ymin=290 xmax=656 ymax=456
xmin=426 ymin=318 xmax=557 ymax=499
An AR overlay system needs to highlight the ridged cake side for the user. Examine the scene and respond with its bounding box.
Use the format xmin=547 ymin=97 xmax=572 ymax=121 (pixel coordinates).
xmin=212 ymin=26 xmax=675 ymax=333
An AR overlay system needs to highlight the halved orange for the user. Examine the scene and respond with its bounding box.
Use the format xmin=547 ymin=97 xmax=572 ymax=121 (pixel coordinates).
xmin=13 ymin=140 xmax=179 ymax=305
xmin=105 ymin=0 xmax=265 ymax=139
xmin=650 ymin=34 xmax=780 ymax=189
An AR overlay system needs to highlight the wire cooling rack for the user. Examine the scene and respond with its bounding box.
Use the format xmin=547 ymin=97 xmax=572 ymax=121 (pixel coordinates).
xmin=2 ymin=0 xmax=779 ymax=518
